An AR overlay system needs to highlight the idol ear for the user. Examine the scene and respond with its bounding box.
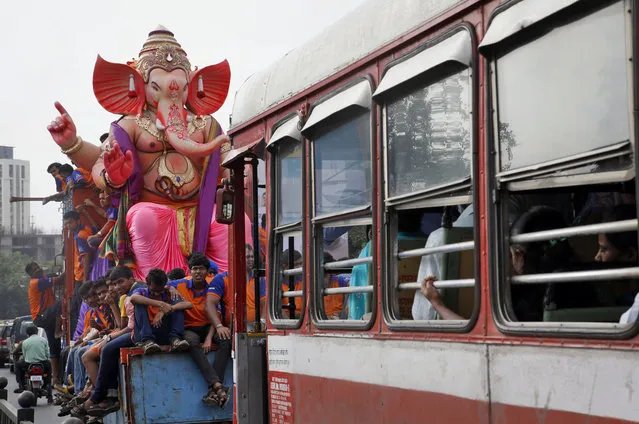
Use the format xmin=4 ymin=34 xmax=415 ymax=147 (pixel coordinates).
xmin=187 ymin=60 xmax=231 ymax=116
xmin=93 ymin=55 xmax=145 ymax=116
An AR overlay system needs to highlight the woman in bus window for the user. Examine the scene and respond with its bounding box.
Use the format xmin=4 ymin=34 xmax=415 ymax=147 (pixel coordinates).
xmin=594 ymin=204 xmax=638 ymax=264
xmin=592 ymin=204 xmax=639 ymax=324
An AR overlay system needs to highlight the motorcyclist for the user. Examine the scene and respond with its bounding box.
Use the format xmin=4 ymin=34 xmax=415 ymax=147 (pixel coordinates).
xmin=14 ymin=325 xmax=53 ymax=403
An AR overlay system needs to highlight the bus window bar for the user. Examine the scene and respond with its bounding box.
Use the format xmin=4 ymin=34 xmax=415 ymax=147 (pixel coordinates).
xmin=282 ymin=290 xmax=304 ymax=298
xmin=324 ymin=256 xmax=373 ymax=270
xmin=323 ymin=285 xmax=374 ymax=295
xmin=397 ymin=279 xmax=475 ymax=291
xmin=510 ymin=267 xmax=639 ymax=285
xmin=510 ymin=219 xmax=638 ymax=245
xmin=397 ymin=241 xmax=474 ymax=260
xmin=282 ymin=267 xmax=303 ymax=277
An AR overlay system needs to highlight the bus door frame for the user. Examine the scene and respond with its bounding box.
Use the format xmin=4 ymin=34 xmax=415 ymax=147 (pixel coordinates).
xmin=222 ymin=138 xmax=269 ymax=424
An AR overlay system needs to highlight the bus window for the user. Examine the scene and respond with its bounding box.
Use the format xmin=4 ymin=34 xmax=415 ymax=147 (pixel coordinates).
xmin=317 ymin=223 xmax=372 ymax=321
xmin=483 ymin=0 xmax=638 ymax=336
xmin=303 ymin=79 xmax=374 ymax=327
xmin=268 ymin=116 xmax=305 ymax=327
xmin=375 ymin=27 xmax=477 ymax=330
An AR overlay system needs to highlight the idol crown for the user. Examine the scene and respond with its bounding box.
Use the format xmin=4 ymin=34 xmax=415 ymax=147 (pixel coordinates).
xmin=136 ymin=25 xmax=192 ymax=83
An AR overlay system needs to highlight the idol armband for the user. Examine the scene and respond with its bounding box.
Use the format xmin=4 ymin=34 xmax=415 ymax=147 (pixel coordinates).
xmin=61 ymin=136 xmax=84 ymax=155
xmin=220 ymin=142 xmax=231 ymax=154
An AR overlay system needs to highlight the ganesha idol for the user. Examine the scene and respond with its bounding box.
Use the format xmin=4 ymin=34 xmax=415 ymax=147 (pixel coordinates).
xmin=48 ymin=26 xmax=250 ymax=278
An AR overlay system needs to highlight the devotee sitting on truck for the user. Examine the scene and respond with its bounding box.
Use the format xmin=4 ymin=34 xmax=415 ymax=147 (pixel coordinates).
xmin=169 ymin=253 xmax=231 ymax=408
xmin=25 ymin=261 xmax=65 ymax=385
xmin=129 ymin=268 xmax=192 ymax=354
xmin=81 ymin=276 xmax=124 ymax=392
xmin=168 ymin=267 xmax=187 ymax=281
xmin=80 ymin=266 xmax=143 ymax=418
xmin=56 ymin=282 xmax=96 ymax=396
xmin=58 ymin=280 xmax=116 ymax=418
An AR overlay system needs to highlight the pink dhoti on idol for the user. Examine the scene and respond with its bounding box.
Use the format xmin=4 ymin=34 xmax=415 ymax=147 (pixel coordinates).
xmin=127 ymin=202 xmax=251 ymax=278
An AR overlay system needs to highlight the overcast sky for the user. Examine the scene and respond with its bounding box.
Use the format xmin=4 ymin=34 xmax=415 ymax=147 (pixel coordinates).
xmin=0 ymin=0 xmax=366 ymax=233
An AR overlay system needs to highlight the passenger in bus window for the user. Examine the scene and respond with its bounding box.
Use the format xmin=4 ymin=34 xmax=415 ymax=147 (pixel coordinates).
xmin=591 ymin=204 xmax=639 ymax=325
xmin=246 ymin=244 xmax=267 ymax=323
xmin=169 ymin=253 xmax=231 ymax=409
xmin=348 ymin=226 xmax=372 ymax=320
xmin=419 ymin=277 xmax=463 ymax=320
xmin=509 ymin=206 xmax=573 ymax=321
xmin=323 ymin=253 xmax=350 ymax=319
xmin=412 ymin=205 xmax=473 ymax=320
xmin=594 ymin=204 xmax=638 ymax=264
xmin=281 ymin=249 xmax=302 ymax=319
xmin=129 ymin=268 xmax=192 ymax=354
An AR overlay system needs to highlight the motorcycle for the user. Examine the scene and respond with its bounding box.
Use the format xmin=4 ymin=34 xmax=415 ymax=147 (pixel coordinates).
xmin=23 ymin=361 xmax=52 ymax=405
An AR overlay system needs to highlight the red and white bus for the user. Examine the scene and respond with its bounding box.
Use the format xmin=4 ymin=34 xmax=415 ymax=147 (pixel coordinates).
xmin=224 ymin=0 xmax=639 ymax=422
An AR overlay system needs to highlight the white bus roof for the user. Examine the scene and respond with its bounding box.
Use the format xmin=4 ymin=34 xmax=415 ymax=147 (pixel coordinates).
xmin=230 ymin=0 xmax=464 ymax=129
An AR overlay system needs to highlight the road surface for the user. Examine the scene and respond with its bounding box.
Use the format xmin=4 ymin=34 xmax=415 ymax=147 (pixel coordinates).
xmin=0 ymin=365 xmax=66 ymax=423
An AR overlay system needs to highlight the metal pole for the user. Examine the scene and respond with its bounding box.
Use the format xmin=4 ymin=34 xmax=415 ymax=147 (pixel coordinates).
xmin=287 ymin=237 xmax=296 ymax=318
xmin=250 ymin=158 xmax=262 ymax=331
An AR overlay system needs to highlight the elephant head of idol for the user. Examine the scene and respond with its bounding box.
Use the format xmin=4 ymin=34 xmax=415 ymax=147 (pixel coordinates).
xmin=92 ymin=25 xmax=231 ymax=157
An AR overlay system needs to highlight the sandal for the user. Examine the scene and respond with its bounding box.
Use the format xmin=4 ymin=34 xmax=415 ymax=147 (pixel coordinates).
xmin=202 ymin=382 xmax=229 ymax=408
xmin=86 ymin=399 xmax=121 ymax=417
xmin=216 ymin=385 xmax=230 ymax=409
xmin=137 ymin=340 xmax=161 ymax=355
xmin=202 ymin=385 xmax=220 ymax=406
xmin=170 ymin=338 xmax=190 ymax=352
xmin=70 ymin=404 xmax=87 ymax=418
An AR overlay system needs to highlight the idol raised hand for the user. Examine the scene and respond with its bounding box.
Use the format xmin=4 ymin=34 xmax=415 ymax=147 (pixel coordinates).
xmin=47 ymin=102 xmax=77 ymax=150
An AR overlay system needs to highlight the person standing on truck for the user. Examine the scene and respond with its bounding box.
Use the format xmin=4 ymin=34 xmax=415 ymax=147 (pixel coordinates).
xmin=25 ymin=261 xmax=65 ymax=385
xmin=170 ymin=253 xmax=231 ymax=408
xmin=130 ymin=268 xmax=192 ymax=354
xmin=14 ymin=325 xmax=53 ymax=403
xmin=63 ymin=210 xmax=96 ymax=336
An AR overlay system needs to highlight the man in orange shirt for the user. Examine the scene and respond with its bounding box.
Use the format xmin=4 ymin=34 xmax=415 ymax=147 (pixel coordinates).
xmin=245 ymin=244 xmax=266 ymax=323
xmin=170 ymin=253 xmax=231 ymax=408
xmin=25 ymin=262 xmax=65 ymax=384
xmin=63 ymin=210 xmax=95 ymax=337
xmin=322 ymin=253 xmax=350 ymax=319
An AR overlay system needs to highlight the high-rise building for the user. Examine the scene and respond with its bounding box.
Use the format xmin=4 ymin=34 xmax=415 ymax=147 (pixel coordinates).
xmin=0 ymin=147 xmax=30 ymax=234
